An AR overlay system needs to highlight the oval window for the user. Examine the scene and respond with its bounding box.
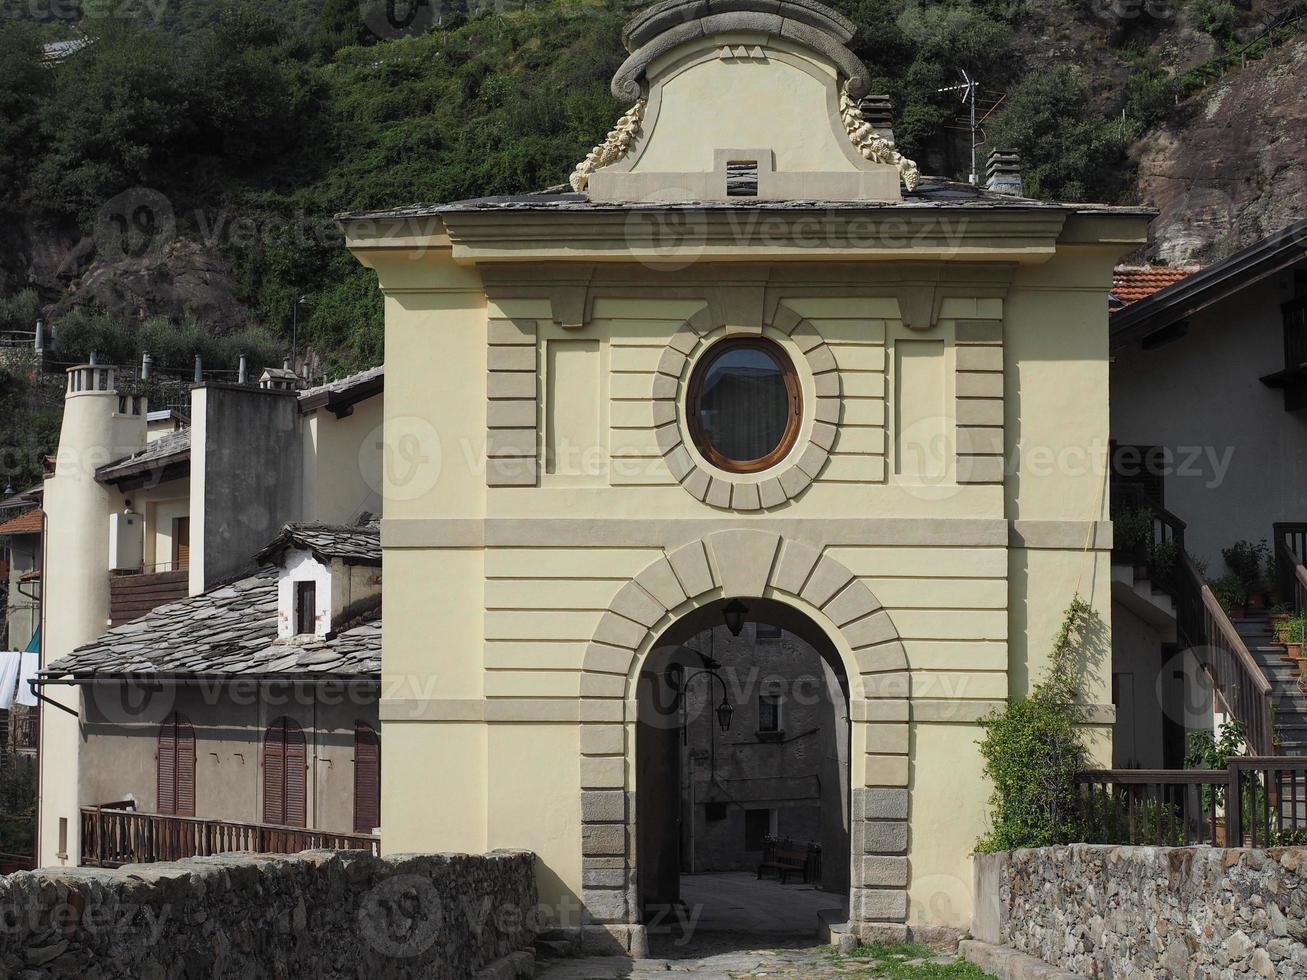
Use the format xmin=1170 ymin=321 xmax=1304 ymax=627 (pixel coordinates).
xmin=688 ymin=337 xmax=802 ymax=473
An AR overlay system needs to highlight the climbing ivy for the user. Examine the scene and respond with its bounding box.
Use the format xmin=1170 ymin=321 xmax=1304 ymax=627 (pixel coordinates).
xmin=975 ymin=596 xmax=1094 ymax=852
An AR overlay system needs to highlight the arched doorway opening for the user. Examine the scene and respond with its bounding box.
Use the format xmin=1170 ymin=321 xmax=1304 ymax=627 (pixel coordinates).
xmin=636 ymin=596 xmax=851 ymax=948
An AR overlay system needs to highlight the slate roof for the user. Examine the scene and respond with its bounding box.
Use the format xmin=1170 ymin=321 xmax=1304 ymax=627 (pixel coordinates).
xmin=0 ymin=509 xmax=42 ymax=535
xmin=1111 ymin=265 xmax=1201 ymax=307
xmin=298 ymin=364 xmax=384 ymax=404
xmin=43 ymin=567 xmax=381 ymax=678
xmin=256 ymin=522 xmax=381 ymax=567
xmin=337 ymin=179 xmax=1153 ymax=221
xmin=95 ymin=428 xmax=191 ymax=484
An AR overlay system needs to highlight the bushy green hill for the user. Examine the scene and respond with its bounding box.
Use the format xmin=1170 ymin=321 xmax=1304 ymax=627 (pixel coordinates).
xmin=0 ymin=0 xmax=1301 ymax=488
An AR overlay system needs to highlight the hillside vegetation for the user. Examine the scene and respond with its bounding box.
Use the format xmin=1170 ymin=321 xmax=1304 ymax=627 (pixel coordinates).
xmin=0 ymin=0 xmax=1303 ymax=486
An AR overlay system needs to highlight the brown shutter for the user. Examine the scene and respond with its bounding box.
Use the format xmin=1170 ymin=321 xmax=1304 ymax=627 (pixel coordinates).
xmin=175 ymin=717 xmax=196 ymax=817
xmin=284 ymin=720 xmax=307 ymax=828
xmin=262 ymin=720 xmax=286 ymax=825
xmin=353 ymin=723 xmax=381 ymax=834
xmin=172 ymin=517 xmax=190 ymax=571
xmin=157 ymin=716 xmax=177 ymax=815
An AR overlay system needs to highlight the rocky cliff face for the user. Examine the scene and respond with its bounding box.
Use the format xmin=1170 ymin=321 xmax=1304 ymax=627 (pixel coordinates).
xmin=1133 ymin=38 xmax=1307 ymax=263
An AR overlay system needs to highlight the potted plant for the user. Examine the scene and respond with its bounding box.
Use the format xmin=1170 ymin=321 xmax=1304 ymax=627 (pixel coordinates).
xmin=1211 ymin=574 xmax=1248 ymax=619
xmin=1223 ymin=539 xmax=1272 ymax=609
xmin=1114 ymin=508 xmax=1154 ymax=579
xmin=1271 ymin=603 xmax=1293 ymax=642
xmin=1284 ymin=617 xmax=1305 ymax=664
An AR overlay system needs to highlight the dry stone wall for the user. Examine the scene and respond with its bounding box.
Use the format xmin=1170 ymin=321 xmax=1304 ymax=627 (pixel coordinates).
xmin=973 ymin=845 xmax=1307 ymax=979
xmin=0 ymin=849 xmax=537 ymax=980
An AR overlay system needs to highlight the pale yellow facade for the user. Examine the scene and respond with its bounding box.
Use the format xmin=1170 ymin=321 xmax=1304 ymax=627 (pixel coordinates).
xmin=342 ymin=0 xmax=1145 ymax=950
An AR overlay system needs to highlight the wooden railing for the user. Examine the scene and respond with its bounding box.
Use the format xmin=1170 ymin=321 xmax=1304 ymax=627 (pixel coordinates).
xmin=1273 ymin=523 xmax=1307 ymax=613
xmin=80 ymin=806 xmax=380 ymax=868
xmin=108 ymin=569 xmax=188 ymax=626
xmin=1111 ymin=485 xmax=1274 ymax=755
xmin=1075 ymin=757 xmax=1307 ymax=847
xmin=1175 ymin=552 xmax=1276 ymax=756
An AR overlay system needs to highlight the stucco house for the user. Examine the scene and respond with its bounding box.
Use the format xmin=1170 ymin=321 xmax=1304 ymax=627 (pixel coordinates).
xmin=1108 ymin=221 xmax=1307 ymax=768
xmin=340 ymin=0 xmax=1149 ymax=949
xmin=33 ymin=360 xmax=385 ymax=866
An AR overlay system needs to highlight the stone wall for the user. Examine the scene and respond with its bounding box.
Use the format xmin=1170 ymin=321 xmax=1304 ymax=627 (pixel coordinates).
xmin=973 ymin=845 xmax=1307 ymax=978
xmin=0 ymin=849 xmax=537 ymax=979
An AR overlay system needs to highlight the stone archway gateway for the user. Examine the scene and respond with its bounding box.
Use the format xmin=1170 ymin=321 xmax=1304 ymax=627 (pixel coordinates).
xmin=579 ymin=530 xmax=909 ymax=950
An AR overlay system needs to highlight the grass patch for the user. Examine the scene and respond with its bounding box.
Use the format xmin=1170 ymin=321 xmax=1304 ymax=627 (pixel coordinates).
xmin=829 ymin=942 xmax=996 ymax=979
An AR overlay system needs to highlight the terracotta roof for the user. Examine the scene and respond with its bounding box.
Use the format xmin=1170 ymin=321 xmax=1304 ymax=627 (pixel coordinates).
xmin=44 ymin=567 xmax=381 ymax=678
xmin=0 ymin=509 xmax=42 ymax=536
xmin=1111 ymin=265 xmax=1201 ymax=306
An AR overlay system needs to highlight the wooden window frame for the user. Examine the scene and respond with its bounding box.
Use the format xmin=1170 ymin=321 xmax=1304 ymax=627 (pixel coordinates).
xmin=294 ymin=581 xmax=317 ymax=635
xmin=687 ymin=336 xmax=802 ymax=474
xmin=353 ymin=722 xmax=381 ymax=834
xmin=262 ymin=716 xmax=307 ymax=828
xmin=157 ymin=712 xmax=195 ymax=817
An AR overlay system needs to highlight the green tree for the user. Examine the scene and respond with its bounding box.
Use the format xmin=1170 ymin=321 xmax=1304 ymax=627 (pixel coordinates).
xmin=985 ymin=65 xmax=1130 ymax=202
xmin=0 ymin=22 xmax=49 ymax=210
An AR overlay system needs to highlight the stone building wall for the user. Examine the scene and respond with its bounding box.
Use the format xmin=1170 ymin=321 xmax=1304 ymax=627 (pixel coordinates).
xmin=973 ymin=845 xmax=1307 ymax=978
xmin=0 ymin=849 xmax=537 ymax=980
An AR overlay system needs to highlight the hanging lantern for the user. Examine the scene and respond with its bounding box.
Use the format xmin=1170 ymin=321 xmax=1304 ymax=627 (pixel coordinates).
xmin=715 ymin=696 xmax=734 ymax=733
xmin=721 ymin=598 xmax=749 ymax=637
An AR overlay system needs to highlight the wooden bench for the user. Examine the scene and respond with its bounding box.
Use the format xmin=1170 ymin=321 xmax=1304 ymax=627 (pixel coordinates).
xmin=756 ymin=846 xmax=809 ymax=884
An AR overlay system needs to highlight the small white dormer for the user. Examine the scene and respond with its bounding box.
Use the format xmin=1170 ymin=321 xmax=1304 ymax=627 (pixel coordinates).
xmin=259 ymin=523 xmax=382 ymax=639
xmin=278 ymin=548 xmax=333 ymax=638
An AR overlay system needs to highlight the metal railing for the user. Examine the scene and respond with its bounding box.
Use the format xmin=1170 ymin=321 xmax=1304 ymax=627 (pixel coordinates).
xmin=1075 ymin=757 xmax=1307 ymax=847
xmin=80 ymin=806 xmax=380 ymax=868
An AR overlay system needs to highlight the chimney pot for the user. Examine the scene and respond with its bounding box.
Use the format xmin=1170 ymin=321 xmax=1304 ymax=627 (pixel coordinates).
xmin=193 ymin=354 xmax=203 ymax=383
xmin=141 ymin=351 xmax=153 ymax=380
xmin=985 ymin=149 xmax=1024 ymax=197
xmin=238 ymin=354 xmax=249 ymax=384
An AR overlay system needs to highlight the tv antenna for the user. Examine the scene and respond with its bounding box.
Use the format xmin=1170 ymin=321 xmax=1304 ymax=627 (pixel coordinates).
xmin=938 ymin=69 xmax=979 ymax=185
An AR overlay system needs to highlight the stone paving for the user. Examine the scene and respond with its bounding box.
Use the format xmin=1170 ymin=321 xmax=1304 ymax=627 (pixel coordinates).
xmin=533 ymin=939 xmax=865 ymax=979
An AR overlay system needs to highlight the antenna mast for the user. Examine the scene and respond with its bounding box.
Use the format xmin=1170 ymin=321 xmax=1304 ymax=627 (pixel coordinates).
xmin=937 ymin=69 xmax=979 ymax=185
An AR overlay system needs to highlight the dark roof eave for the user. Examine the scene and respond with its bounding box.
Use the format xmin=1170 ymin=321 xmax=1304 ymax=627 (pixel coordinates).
xmin=298 ymin=373 xmax=385 ymax=417
xmin=1110 ymin=219 xmax=1307 ymax=352
xmin=96 ymin=456 xmax=190 ymax=489
xmin=39 ymin=671 xmax=380 ymax=684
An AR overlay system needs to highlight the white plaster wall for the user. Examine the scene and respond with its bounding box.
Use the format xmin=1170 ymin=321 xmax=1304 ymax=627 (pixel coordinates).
xmin=277 ymin=549 xmax=332 ymax=638
xmin=1111 ymin=266 xmax=1307 ymax=571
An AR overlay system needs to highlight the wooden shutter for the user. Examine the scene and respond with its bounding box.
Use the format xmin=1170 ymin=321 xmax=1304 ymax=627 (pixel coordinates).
xmin=284 ymin=720 xmax=307 ymax=828
xmin=175 ymin=717 xmax=196 ymax=817
xmin=353 ymin=723 xmax=381 ymax=834
xmin=172 ymin=517 xmax=190 ymax=571
xmin=262 ymin=720 xmax=286 ymax=825
xmin=157 ymin=717 xmax=177 ymax=815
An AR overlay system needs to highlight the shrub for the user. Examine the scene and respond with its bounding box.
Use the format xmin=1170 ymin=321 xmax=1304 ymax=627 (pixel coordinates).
xmin=977 ymin=596 xmax=1095 ymax=851
xmin=1222 ymin=539 xmax=1270 ymax=593
xmin=1210 ymin=573 xmax=1247 ymax=615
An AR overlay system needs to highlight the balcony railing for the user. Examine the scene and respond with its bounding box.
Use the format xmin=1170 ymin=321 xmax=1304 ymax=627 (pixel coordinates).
xmin=1073 ymin=757 xmax=1307 ymax=847
xmin=80 ymin=805 xmax=380 ymax=868
xmin=108 ymin=568 xmax=188 ymax=626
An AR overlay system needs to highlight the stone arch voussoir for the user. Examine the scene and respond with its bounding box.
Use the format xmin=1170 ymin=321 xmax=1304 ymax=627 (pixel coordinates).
xmin=578 ymin=532 xmax=912 ymax=936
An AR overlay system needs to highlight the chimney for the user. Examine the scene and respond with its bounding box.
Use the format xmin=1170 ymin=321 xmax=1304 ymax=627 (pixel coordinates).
xmin=34 ymin=319 xmax=44 ymax=353
xmin=193 ymin=354 xmax=203 ymax=383
xmin=141 ymin=351 xmax=153 ymax=380
xmin=238 ymin=353 xmax=249 ymax=384
xmin=985 ymin=149 xmax=1023 ymax=197
xmin=858 ymin=95 xmax=896 ymax=142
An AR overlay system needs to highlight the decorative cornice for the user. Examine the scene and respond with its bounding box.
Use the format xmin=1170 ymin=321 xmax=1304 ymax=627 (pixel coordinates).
xmin=839 ymin=83 xmax=919 ymax=191
xmin=569 ymin=100 xmax=646 ymax=193
xmin=609 ymin=0 xmax=871 ymax=101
